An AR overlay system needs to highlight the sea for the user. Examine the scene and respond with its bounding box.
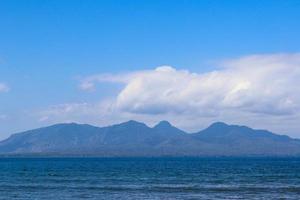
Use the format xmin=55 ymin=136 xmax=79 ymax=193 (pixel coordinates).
xmin=0 ymin=157 xmax=300 ymax=199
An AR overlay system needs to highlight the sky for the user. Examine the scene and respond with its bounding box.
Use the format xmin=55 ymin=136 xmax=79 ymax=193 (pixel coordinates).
xmin=1 ymin=0 xmax=300 ymax=139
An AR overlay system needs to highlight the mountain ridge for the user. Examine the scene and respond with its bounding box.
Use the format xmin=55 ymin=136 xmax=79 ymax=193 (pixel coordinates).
xmin=0 ymin=121 xmax=299 ymax=156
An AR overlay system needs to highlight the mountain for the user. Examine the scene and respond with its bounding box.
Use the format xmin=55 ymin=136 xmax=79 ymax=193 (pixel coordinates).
xmin=0 ymin=121 xmax=300 ymax=156
xmin=194 ymin=122 xmax=300 ymax=155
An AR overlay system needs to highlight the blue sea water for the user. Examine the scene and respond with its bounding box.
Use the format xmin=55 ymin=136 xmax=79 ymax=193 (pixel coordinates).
xmin=0 ymin=157 xmax=300 ymax=199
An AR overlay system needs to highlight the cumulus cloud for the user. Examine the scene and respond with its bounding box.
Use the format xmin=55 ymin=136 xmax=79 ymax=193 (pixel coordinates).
xmin=0 ymin=83 xmax=9 ymax=93
xmin=80 ymin=54 xmax=300 ymax=117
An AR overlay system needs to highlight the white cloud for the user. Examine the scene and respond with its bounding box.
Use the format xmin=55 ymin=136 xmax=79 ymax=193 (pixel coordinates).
xmin=0 ymin=83 xmax=9 ymax=93
xmin=106 ymin=54 xmax=300 ymax=117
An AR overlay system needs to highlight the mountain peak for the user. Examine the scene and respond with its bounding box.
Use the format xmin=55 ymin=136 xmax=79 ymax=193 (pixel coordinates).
xmin=209 ymin=122 xmax=229 ymax=128
xmin=154 ymin=120 xmax=172 ymax=128
xmin=115 ymin=120 xmax=148 ymax=128
xmin=153 ymin=120 xmax=186 ymax=136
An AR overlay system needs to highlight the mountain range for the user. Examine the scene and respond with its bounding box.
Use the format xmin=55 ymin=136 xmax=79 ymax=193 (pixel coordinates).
xmin=0 ymin=120 xmax=300 ymax=156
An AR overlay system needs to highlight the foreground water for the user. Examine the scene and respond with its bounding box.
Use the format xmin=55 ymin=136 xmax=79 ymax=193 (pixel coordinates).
xmin=0 ymin=157 xmax=300 ymax=199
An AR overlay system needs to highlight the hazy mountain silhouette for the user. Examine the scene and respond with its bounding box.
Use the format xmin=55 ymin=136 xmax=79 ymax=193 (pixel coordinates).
xmin=0 ymin=121 xmax=299 ymax=156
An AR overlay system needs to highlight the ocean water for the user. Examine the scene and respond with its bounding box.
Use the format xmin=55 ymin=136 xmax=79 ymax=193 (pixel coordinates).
xmin=0 ymin=157 xmax=300 ymax=199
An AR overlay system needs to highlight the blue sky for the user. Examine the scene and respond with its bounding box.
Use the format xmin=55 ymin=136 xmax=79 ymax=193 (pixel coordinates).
xmin=1 ymin=0 xmax=300 ymax=139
